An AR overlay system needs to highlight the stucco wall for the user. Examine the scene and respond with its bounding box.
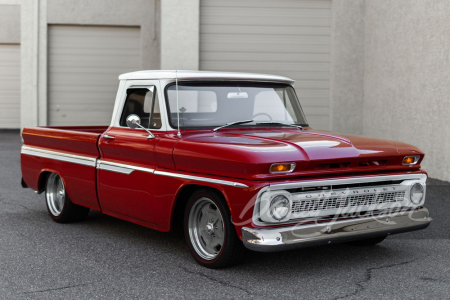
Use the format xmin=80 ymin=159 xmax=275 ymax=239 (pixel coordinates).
xmin=161 ymin=0 xmax=199 ymax=70
xmin=363 ymin=0 xmax=450 ymax=181
xmin=330 ymin=0 xmax=365 ymax=135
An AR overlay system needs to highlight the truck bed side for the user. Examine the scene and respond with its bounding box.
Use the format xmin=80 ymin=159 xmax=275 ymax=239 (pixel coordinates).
xmin=21 ymin=126 xmax=108 ymax=210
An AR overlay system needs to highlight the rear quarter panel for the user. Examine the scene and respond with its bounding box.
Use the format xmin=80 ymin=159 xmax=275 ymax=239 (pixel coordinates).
xmin=21 ymin=126 xmax=106 ymax=210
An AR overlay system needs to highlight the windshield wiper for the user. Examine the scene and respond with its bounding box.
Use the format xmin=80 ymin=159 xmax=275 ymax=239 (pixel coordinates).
xmin=213 ymin=120 xmax=254 ymax=132
xmin=256 ymin=122 xmax=303 ymax=130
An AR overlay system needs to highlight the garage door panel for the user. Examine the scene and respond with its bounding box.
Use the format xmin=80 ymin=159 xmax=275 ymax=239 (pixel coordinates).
xmin=296 ymin=90 xmax=330 ymax=98
xmin=50 ymin=48 xmax=141 ymax=56
xmin=49 ymin=68 xmax=138 ymax=76
xmin=299 ymin=98 xmax=330 ymax=107
xmin=201 ymin=7 xmax=330 ymax=18
xmin=201 ymin=44 xmax=330 ymax=54
xmin=49 ymin=39 xmax=141 ymax=50
xmin=201 ymin=0 xmax=331 ymax=9
xmin=200 ymin=52 xmax=329 ymax=63
xmin=49 ymin=84 xmax=119 ymax=91
xmin=201 ymin=34 xmax=330 ymax=45
xmin=48 ymin=25 xmax=141 ymax=126
xmin=202 ymin=16 xmax=330 ymax=27
xmin=200 ymin=0 xmax=331 ymax=130
xmin=49 ymin=59 xmax=139 ymax=68
xmin=200 ymin=61 xmax=330 ymax=72
xmin=0 ymin=44 xmax=20 ymax=129
xmin=293 ymin=80 xmax=330 ymax=89
xmin=49 ymin=25 xmax=140 ymax=37
xmin=202 ymin=25 xmax=330 ymax=36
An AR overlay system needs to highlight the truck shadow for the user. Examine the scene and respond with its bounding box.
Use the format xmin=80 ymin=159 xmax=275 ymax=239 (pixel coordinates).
xmin=81 ymin=209 xmax=413 ymax=276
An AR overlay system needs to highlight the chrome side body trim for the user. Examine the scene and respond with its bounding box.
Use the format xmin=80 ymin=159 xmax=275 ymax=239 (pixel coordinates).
xmin=96 ymin=160 xmax=154 ymax=175
xmin=269 ymin=174 xmax=426 ymax=190
xmin=242 ymin=208 xmax=431 ymax=252
xmin=21 ymin=146 xmax=97 ymax=167
xmin=154 ymin=170 xmax=249 ymax=188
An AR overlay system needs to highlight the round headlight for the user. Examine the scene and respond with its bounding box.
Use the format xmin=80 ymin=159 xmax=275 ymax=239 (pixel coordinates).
xmin=270 ymin=195 xmax=290 ymax=220
xmin=410 ymin=183 xmax=424 ymax=204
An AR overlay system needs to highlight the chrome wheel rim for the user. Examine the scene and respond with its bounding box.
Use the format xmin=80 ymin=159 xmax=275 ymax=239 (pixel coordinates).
xmin=188 ymin=197 xmax=225 ymax=260
xmin=46 ymin=173 xmax=65 ymax=217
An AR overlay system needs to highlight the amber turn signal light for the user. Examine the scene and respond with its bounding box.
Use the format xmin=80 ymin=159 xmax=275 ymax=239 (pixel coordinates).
xmin=402 ymin=156 xmax=420 ymax=165
xmin=270 ymin=163 xmax=296 ymax=174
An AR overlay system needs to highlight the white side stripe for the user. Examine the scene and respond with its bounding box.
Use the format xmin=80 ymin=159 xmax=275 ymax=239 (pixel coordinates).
xmin=21 ymin=146 xmax=248 ymax=188
xmin=154 ymin=170 xmax=248 ymax=188
xmin=21 ymin=146 xmax=96 ymax=167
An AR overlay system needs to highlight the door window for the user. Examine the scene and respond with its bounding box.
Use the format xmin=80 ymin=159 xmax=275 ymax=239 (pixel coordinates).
xmin=120 ymin=87 xmax=162 ymax=129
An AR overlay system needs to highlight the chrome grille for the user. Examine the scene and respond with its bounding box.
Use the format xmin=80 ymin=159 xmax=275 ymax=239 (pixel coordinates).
xmin=292 ymin=191 xmax=405 ymax=213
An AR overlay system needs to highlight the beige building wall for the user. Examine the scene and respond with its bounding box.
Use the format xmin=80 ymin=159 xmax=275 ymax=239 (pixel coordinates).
xmin=330 ymin=0 xmax=365 ymax=135
xmin=161 ymin=0 xmax=199 ymax=70
xmin=363 ymin=0 xmax=450 ymax=181
xmin=331 ymin=0 xmax=450 ymax=181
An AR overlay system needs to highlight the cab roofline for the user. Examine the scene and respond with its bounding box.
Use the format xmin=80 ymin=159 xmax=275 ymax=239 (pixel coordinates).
xmin=118 ymin=70 xmax=295 ymax=85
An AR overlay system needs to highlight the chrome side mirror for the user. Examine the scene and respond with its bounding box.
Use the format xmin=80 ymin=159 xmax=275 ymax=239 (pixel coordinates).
xmin=126 ymin=114 xmax=155 ymax=139
xmin=126 ymin=114 xmax=141 ymax=129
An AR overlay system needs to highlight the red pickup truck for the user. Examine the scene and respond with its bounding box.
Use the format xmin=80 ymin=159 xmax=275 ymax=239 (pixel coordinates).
xmin=21 ymin=70 xmax=431 ymax=268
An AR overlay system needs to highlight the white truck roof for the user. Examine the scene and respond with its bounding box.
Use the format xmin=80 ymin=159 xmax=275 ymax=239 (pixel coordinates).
xmin=118 ymin=70 xmax=295 ymax=85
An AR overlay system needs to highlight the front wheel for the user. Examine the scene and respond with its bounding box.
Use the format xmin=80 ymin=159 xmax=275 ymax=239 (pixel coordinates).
xmin=185 ymin=189 xmax=245 ymax=269
xmin=45 ymin=173 xmax=90 ymax=223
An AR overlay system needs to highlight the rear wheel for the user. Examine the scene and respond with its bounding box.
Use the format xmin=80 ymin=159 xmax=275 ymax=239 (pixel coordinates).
xmin=185 ymin=189 xmax=245 ymax=269
xmin=346 ymin=235 xmax=387 ymax=246
xmin=45 ymin=173 xmax=89 ymax=223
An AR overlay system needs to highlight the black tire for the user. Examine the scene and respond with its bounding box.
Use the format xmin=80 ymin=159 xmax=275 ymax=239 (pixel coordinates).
xmin=346 ymin=235 xmax=387 ymax=246
xmin=45 ymin=173 xmax=90 ymax=223
xmin=184 ymin=188 xmax=246 ymax=269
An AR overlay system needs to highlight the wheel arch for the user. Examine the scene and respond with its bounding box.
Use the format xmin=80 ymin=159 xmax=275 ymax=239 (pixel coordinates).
xmin=37 ymin=169 xmax=65 ymax=194
xmin=170 ymin=183 xmax=228 ymax=232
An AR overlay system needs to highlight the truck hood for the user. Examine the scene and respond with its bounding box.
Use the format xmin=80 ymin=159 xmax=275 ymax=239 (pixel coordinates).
xmin=172 ymin=128 xmax=424 ymax=180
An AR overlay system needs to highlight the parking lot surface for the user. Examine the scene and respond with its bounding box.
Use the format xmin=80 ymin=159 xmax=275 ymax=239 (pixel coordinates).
xmin=1 ymin=130 xmax=449 ymax=299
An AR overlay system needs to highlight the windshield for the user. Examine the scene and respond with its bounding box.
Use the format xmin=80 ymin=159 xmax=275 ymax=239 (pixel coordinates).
xmin=165 ymin=82 xmax=308 ymax=129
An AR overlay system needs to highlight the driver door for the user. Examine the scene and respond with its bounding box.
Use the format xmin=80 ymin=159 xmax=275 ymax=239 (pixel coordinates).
xmin=97 ymin=80 xmax=165 ymax=225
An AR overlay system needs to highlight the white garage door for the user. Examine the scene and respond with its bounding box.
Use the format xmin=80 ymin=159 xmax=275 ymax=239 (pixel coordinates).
xmin=200 ymin=0 xmax=331 ymax=130
xmin=0 ymin=44 xmax=20 ymax=129
xmin=48 ymin=25 xmax=141 ymax=126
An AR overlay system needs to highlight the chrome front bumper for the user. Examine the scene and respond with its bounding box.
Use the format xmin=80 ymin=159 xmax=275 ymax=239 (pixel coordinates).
xmin=242 ymin=208 xmax=431 ymax=252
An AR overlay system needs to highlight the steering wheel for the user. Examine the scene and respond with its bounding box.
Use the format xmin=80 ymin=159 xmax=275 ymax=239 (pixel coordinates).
xmin=253 ymin=112 xmax=273 ymax=121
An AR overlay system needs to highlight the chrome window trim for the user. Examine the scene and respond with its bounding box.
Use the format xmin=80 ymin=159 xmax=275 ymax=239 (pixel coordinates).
xmin=269 ymin=174 xmax=426 ymax=191
xmin=21 ymin=146 xmax=97 ymax=167
xmin=112 ymin=80 xmax=169 ymax=132
xmin=159 ymin=78 xmax=297 ymax=131
xmin=154 ymin=170 xmax=248 ymax=188
xmin=96 ymin=160 xmax=154 ymax=175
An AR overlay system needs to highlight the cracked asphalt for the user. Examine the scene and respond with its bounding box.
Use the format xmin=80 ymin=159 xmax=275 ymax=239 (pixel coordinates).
xmin=1 ymin=130 xmax=450 ymax=299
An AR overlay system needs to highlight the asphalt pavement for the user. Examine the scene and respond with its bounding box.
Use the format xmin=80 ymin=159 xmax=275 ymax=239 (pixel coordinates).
xmin=1 ymin=130 xmax=449 ymax=299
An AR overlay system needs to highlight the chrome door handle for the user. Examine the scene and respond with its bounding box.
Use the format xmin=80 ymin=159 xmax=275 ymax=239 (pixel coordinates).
xmin=103 ymin=135 xmax=115 ymax=140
